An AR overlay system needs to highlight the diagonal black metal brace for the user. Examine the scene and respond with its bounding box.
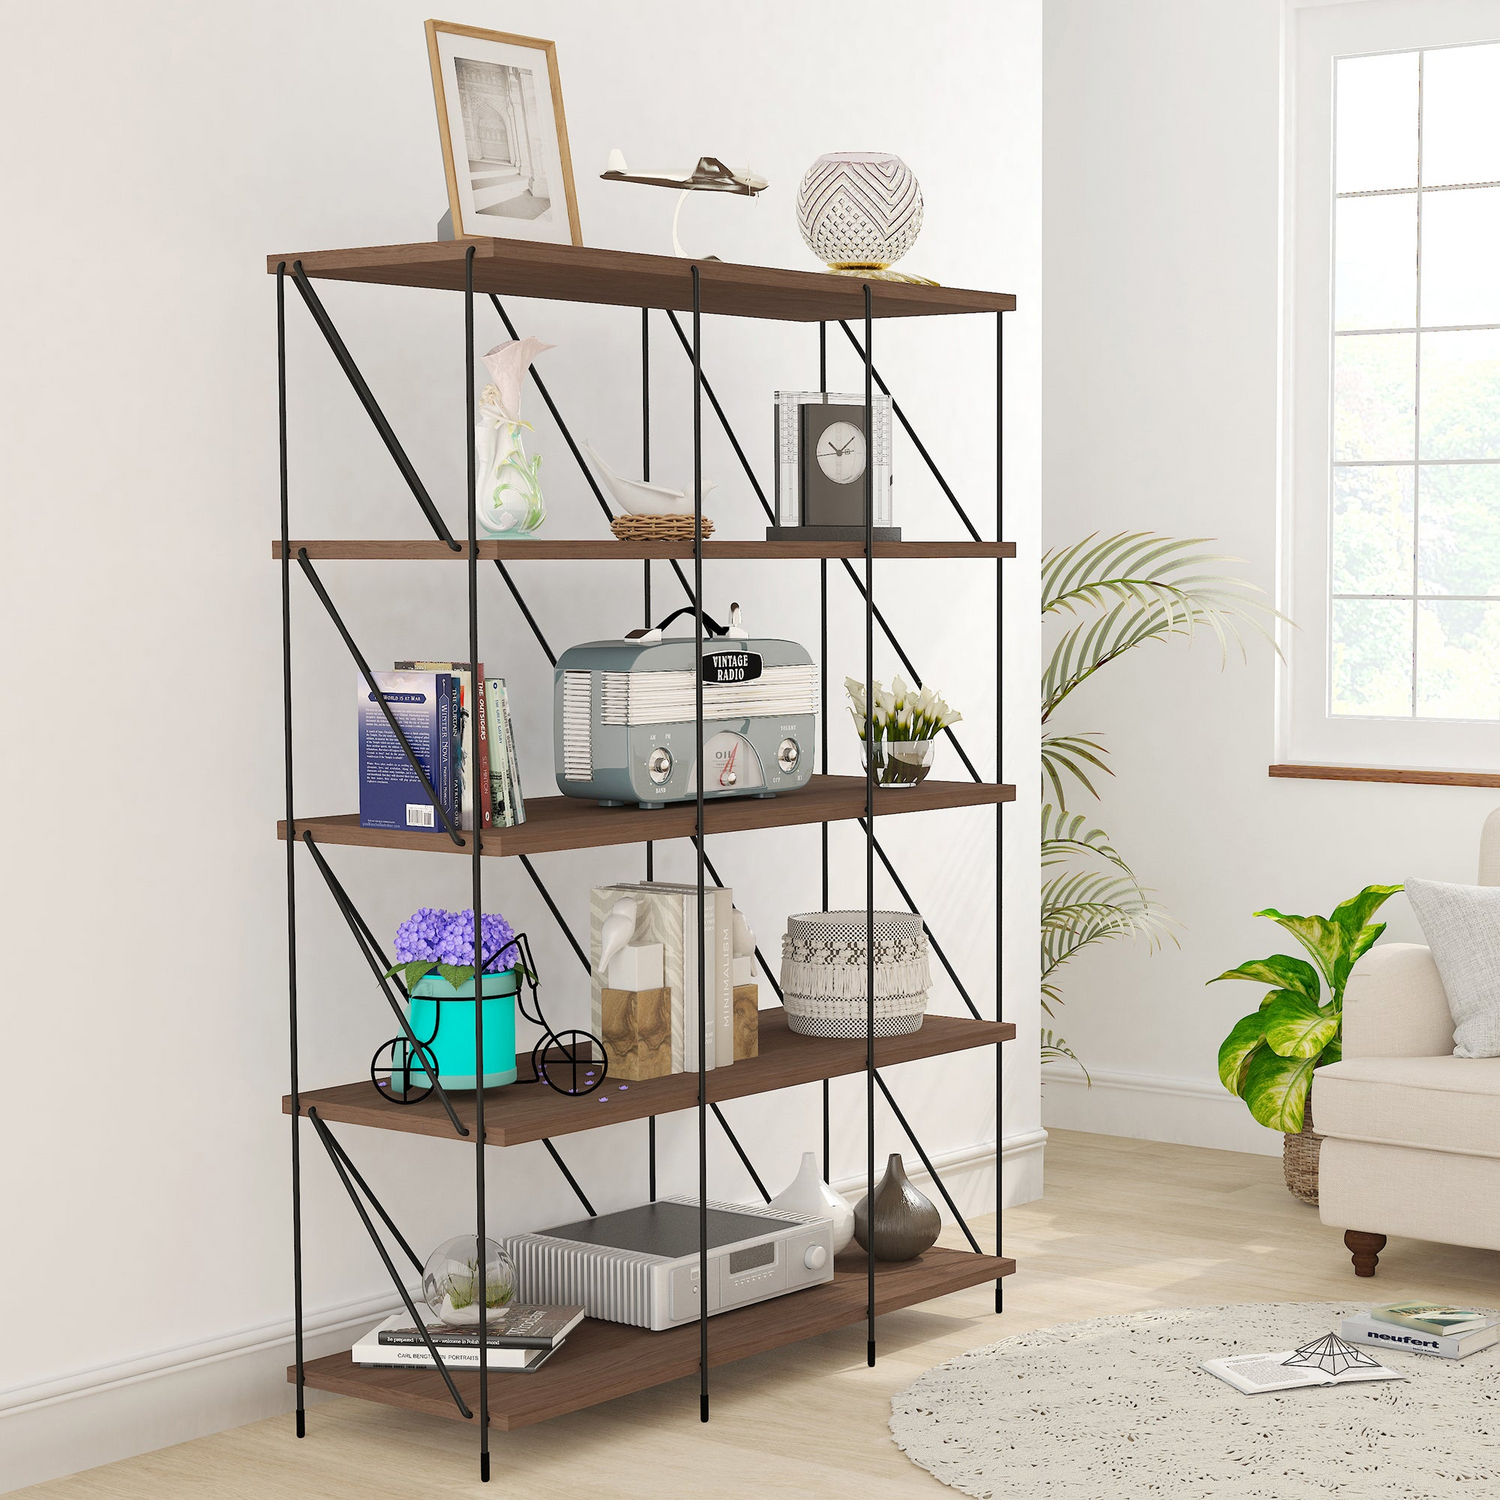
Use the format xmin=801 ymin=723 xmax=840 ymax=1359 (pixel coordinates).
xmin=321 ymin=1122 xmax=428 ymax=1269
xmin=289 ymin=263 xmax=459 ymax=549
xmin=296 ymin=550 xmax=464 ymax=845
xmin=306 ymin=1109 xmax=473 ymax=1419
xmin=711 ymin=1103 xmax=771 ymax=1201
xmin=837 ymin=320 xmax=982 ymax=542
xmin=856 ymin=819 xmax=980 ymax=1022
xmin=692 ymin=837 xmax=783 ymax=1001
xmin=542 ymin=1138 xmax=596 ymax=1215
xmin=493 ymin=562 xmax=557 ymax=665
xmin=520 ymin=855 xmax=590 ymax=971
xmin=874 ymin=1074 xmax=983 ymax=1254
xmin=300 ymin=831 xmax=469 ymax=1135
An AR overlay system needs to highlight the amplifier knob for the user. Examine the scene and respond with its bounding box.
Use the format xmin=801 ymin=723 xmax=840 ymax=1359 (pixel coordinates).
xmin=647 ymin=747 xmax=674 ymax=785
xmin=804 ymin=1244 xmax=828 ymax=1271
xmin=777 ymin=737 xmax=800 ymax=773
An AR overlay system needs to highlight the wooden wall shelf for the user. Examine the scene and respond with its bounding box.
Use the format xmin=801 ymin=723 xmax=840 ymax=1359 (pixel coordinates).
xmin=275 ymin=538 xmax=1015 ymax=562
xmin=286 ymin=1007 xmax=1015 ymax=1148
xmin=281 ymin=776 xmax=1015 ymax=861
xmin=292 ymin=1247 xmax=1015 ymax=1430
xmin=267 ymin=239 xmax=1016 ymax=323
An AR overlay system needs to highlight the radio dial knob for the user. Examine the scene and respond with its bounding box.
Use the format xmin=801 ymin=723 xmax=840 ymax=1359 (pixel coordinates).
xmin=777 ymin=737 xmax=800 ymax=773
xmin=647 ymin=747 xmax=673 ymax=785
xmin=803 ymin=1244 xmax=828 ymax=1271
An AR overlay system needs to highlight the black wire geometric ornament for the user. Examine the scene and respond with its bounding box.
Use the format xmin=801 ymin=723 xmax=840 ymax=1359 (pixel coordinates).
xmin=1281 ymin=1332 xmax=1382 ymax=1375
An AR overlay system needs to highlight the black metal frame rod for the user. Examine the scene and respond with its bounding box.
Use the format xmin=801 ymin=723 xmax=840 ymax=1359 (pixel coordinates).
xmin=300 ymin=831 xmax=469 ymax=1135
xmin=277 ymin=263 xmax=306 ymax=1439
xmin=289 ymin=263 xmax=458 ymax=549
xmin=542 ymin=1138 xmax=596 ymax=1216
xmin=862 ymin=284 xmax=877 ymax=1369
xmin=322 ymin=1120 xmax=429 ymax=1267
xmin=819 ymin=321 xmax=831 ymax=1186
xmin=994 ymin=310 xmax=1006 ymax=1316
xmin=874 ymin=1075 xmax=982 ymax=1255
xmin=465 ymin=246 xmax=492 ymax=1482
xmin=306 ymin=1109 xmax=473 ymax=1418
xmin=519 ymin=854 xmax=591 ymax=970
xmin=691 ymin=264 xmax=710 ymax=1425
xmin=643 ymin=306 xmax=658 ymax=1203
xmin=296 ymin=550 xmax=463 ymax=846
xmin=855 ymin=819 xmax=981 ymax=1022
xmin=836 ymin=320 xmax=982 ymax=542
xmin=493 ymin=561 xmax=558 ymax=665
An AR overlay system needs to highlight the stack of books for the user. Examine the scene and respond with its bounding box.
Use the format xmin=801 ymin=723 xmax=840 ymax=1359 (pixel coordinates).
xmin=357 ymin=660 xmax=527 ymax=833
xmin=1341 ymin=1301 xmax=1500 ymax=1360
xmin=352 ymin=1303 xmax=585 ymax=1374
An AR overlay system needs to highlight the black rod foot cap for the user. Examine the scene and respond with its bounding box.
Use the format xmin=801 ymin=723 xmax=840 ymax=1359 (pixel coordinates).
xmin=700 ymin=1392 xmax=710 ymax=1423
xmin=480 ymin=1451 xmax=490 ymax=1483
xmin=295 ymin=1409 xmax=305 ymax=1439
xmin=867 ymin=1339 xmax=876 ymax=1368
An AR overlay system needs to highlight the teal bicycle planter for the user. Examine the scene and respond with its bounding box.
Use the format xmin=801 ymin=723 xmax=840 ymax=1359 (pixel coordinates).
xmin=402 ymin=967 xmax=521 ymax=1090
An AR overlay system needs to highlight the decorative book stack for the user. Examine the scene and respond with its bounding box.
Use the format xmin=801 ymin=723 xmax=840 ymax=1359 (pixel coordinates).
xmin=589 ymin=883 xmax=759 ymax=1079
xmin=352 ymin=1304 xmax=585 ymax=1372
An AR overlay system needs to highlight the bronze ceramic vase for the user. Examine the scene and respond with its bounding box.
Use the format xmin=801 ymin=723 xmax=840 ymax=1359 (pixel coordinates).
xmin=852 ymin=1153 xmax=941 ymax=1261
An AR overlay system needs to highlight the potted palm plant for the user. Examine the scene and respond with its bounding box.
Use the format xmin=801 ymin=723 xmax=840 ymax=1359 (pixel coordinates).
xmin=1210 ymin=884 xmax=1401 ymax=1204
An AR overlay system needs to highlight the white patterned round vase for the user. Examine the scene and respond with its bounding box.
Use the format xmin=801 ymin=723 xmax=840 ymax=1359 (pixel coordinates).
xmin=779 ymin=910 xmax=930 ymax=1038
xmin=796 ymin=152 xmax=925 ymax=278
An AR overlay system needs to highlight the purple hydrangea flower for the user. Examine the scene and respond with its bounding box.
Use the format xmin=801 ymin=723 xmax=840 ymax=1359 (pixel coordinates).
xmin=394 ymin=907 xmax=518 ymax=971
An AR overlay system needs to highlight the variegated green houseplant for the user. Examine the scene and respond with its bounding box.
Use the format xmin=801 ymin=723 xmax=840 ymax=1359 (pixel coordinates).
xmin=1210 ymin=883 xmax=1401 ymax=1203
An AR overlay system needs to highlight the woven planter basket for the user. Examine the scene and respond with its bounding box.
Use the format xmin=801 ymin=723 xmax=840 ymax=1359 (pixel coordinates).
xmin=1282 ymin=1091 xmax=1323 ymax=1206
xmin=609 ymin=514 xmax=715 ymax=541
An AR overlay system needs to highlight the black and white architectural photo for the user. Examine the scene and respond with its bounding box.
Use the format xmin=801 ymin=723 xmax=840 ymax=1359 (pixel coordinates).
xmin=453 ymin=58 xmax=551 ymax=223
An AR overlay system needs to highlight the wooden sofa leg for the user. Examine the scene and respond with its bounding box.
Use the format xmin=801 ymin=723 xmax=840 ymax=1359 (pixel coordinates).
xmin=1345 ymin=1230 xmax=1387 ymax=1277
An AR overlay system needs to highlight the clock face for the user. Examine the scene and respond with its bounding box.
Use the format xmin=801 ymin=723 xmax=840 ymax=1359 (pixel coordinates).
xmin=816 ymin=420 xmax=867 ymax=485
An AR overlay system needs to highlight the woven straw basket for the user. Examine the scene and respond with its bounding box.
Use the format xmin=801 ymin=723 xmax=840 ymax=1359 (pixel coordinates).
xmin=779 ymin=910 xmax=930 ymax=1038
xmin=1283 ymin=1091 xmax=1323 ymax=1206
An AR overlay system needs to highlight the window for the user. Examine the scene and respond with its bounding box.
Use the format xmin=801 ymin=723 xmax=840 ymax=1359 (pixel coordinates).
xmin=1283 ymin=4 xmax=1500 ymax=772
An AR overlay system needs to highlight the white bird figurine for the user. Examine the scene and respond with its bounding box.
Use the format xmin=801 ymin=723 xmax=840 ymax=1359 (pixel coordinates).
xmin=598 ymin=897 xmax=638 ymax=976
xmin=584 ymin=440 xmax=716 ymax=519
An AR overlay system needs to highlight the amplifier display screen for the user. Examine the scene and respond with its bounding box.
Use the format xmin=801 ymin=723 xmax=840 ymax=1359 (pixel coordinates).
xmin=728 ymin=1241 xmax=775 ymax=1275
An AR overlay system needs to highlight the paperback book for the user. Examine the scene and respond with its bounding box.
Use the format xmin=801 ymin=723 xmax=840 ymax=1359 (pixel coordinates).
xmin=1344 ymin=1311 xmax=1500 ymax=1359
xmin=378 ymin=1303 xmax=584 ymax=1350
xmin=357 ymin=671 xmax=454 ymax=832
xmin=395 ymin=661 xmax=491 ymax=830
xmin=483 ymin=677 xmax=528 ymax=827
xmin=351 ymin=1314 xmax=559 ymax=1371
xmin=1370 ymin=1301 xmax=1496 ymax=1336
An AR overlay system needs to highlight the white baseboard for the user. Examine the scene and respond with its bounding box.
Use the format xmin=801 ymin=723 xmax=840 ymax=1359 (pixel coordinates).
xmin=1042 ymin=1062 xmax=1282 ymax=1157
xmin=0 ymin=1129 xmax=1045 ymax=1494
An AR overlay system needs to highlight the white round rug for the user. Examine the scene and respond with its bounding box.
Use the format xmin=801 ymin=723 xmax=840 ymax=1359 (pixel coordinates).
xmin=890 ymin=1302 xmax=1500 ymax=1499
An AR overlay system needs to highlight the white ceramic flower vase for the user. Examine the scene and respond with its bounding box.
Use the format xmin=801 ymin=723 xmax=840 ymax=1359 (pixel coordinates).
xmin=768 ymin=1149 xmax=855 ymax=1253
xmin=475 ymin=419 xmax=546 ymax=536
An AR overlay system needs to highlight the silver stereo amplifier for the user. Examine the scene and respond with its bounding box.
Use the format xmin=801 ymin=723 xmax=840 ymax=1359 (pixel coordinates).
xmin=553 ymin=605 xmax=818 ymax=809
xmin=503 ymin=1196 xmax=835 ymax=1330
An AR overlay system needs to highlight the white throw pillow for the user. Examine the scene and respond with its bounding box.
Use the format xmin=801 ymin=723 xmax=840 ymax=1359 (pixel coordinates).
xmin=1405 ymin=877 xmax=1500 ymax=1058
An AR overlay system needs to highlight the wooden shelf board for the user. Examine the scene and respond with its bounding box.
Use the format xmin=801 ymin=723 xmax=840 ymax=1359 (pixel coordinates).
xmin=1269 ymin=762 xmax=1500 ymax=790
xmin=267 ymin=240 xmax=1015 ymax=322
xmin=290 ymin=1246 xmax=1014 ymax=1430
xmin=275 ymin=538 xmax=1015 ymax=561
xmin=279 ymin=776 xmax=1015 ymax=861
xmin=286 ymin=1006 xmax=1013 ymax=1148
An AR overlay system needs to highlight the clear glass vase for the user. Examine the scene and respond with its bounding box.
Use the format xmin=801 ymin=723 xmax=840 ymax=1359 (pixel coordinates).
xmin=863 ymin=738 xmax=937 ymax=787
xmin=476 ymin=419 xmax=546 ymax=537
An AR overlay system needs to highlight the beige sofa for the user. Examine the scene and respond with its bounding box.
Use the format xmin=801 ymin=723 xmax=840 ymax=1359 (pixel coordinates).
xmin=1316 ymin=809 xmax=1500 ymax=1275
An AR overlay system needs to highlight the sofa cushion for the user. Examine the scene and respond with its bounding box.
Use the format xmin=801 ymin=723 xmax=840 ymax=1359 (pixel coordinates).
xmin=1405 ymin=877 xmax=1500 ymax=1057
xmin=1315 ymin=1055 xmax=1500 ymax=1159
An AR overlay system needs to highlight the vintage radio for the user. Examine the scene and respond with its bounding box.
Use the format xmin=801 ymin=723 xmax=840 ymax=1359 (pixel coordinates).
xmin=554 ymin=604 xmax=818 ymax=808
xmin=504 ymin=1196 xmax=835 ymax=1330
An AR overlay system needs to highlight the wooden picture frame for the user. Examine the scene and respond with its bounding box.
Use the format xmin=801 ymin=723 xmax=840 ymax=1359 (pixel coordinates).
xmin=424 ymin=19 xmax=582 ymax=246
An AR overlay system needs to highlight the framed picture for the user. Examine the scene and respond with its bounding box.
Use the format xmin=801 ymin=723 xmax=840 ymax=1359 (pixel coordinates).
xmin=424 ymin=20 xmax=582 ymax=246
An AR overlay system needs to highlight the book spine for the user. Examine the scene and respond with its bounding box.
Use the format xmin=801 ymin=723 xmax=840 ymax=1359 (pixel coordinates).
xmin=1343 ymin=1319 xmax=1497 ymax=1359
xmin=353 ymin=1346 xmax=528 ymax=1368
xmin=489 ymin=679 xmax=513 ymax=827
xmin=377 ymin=1330 xmax=553 ymax=1350
xmin=475 ymin=663 xmax=492 ymax=829
xmin=500 ymin=679 xmax=526 ymax=823
xmin=437 ymin=673 xmax=454 ymax=831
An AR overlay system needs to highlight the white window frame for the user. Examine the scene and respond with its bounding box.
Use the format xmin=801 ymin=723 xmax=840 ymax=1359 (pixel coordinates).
xmin=1279 ymin=0 xmax=1500 ymax=772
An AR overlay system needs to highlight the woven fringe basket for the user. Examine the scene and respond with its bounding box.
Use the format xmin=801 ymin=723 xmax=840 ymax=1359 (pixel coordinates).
xmin=1283 ymin=1092 xmax=1323 ymax=1206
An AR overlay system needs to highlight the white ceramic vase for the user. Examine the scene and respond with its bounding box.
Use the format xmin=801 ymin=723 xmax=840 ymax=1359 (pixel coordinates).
xmin=769 ymin=1150 xmax=855 ymax=1254
xmin=796 ymin=152 xmax=924 ymax=276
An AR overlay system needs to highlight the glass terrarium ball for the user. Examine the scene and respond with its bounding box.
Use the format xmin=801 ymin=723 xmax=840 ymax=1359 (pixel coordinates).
xmin=420 ymin=1235 xmax=517 ymax=1326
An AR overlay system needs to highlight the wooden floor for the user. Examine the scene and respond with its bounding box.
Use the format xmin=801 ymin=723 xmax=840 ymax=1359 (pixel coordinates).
xmin=19 ymin=1131 xmax=1500 ymax=1499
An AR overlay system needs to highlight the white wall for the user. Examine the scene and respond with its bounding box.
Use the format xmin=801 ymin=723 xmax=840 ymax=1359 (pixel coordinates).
xmin=0 ymin=1 xmax=1041 ymax=1488
xmin=1041 ymin=0 xmax=1500 ymax=1150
